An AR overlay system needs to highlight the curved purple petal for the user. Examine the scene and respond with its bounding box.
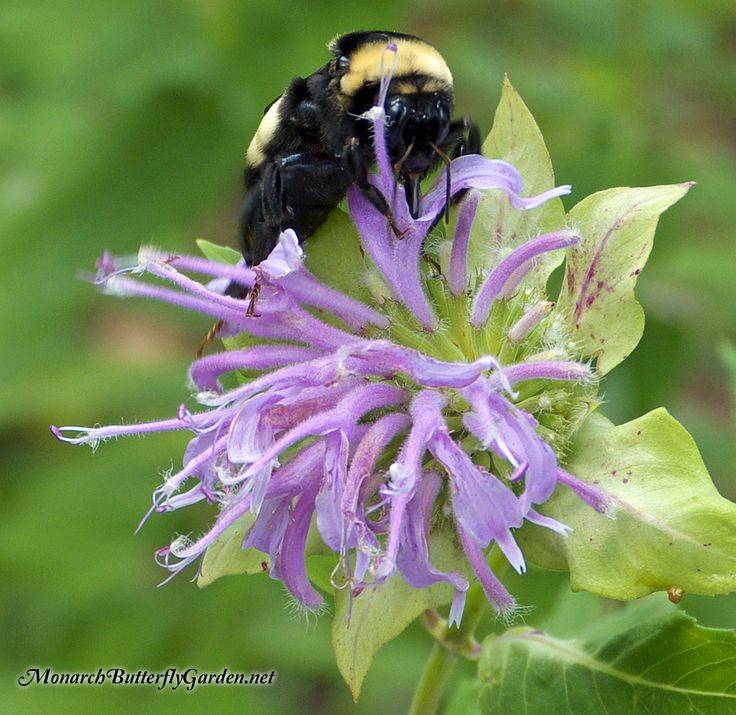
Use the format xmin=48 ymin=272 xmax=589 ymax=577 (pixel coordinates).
xmin=276 ymin=473 xmax=324 ymax=609
xmin=471 ymin=230 xmax=580 ymax=327
xmin=428 ymin=427 xmax=525 ymax=572
xmin=397 ymin=471 xmax=469 ymax=626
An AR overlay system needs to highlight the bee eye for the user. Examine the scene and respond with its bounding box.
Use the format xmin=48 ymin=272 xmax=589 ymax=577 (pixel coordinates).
xmin=337 ymin=55 xmax=350 ymax=74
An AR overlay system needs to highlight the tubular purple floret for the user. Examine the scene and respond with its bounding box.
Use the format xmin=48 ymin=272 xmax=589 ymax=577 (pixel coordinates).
xmin=375 ymin=391 xmax=447 ymax=580
xmin=50 ymin=413 xmax=216 ymax=446
xmin=498 ymin=259 xmax=534 ymax=299
xmin=99 ymin=274 xmax=247 ymax=322
xmin=368 ymin=43 xmax=400 ymax=196
xmin=280 ymin=268 xmax=390 ymax=330
xmin=448 ymin=191 xmax=480 ymax=296
xmin=137 ymin=246 xmax=256 ymax=285
xmin=497 ymin=360 xmax=593 ymax=386
xmin=457 ymin=525 xmax=519 ymax=620
xmin=188 ymin=345 xmax=322 ymax=392
xmin=557 ymin=468 xmax=617 ymax=517
xmin=141 ymin=260 xmax=254 ymax=313
xmin=471 ymin=230 xmax=580 ymax=327
xmin=348 ymin=341 xmax=510 ymax=389
xmin=507 ymin=301 xmax=555 ymax=342
xmin=417 ymin=157 xmax=571 ymax=223
xmin=394 ymin=228 xmax=439 ymax=330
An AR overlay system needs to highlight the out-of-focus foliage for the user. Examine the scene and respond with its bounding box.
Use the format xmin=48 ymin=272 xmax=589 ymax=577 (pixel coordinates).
xmin=1 ymin=1 xmax=734 ymax=712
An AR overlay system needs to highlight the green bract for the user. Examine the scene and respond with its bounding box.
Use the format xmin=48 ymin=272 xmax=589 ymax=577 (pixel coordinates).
xmin=468 ymin=76 xmax=566 ymax=286
xmin=559 ymin=183 xmax=693 ymax=375
xmin=520 ymin=410 xmax=736 ymax=599
xmin=332 ymin=533 xmax=467 ymax=700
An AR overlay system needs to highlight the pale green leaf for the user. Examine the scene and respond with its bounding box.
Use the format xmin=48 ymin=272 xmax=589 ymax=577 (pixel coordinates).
xmin=479 ymin=612 xmax=736 ymax=714
xmin=302 ymin=207 xmax=373 ymax=304
xmin=198 ymin=514 xmax=332 ymax=588
xmin=468 ymin=77 xmax=566 ymax=283
xmin=558 ymin=183 xmax=692 ymax=374
xmin=519 ymin=409 xmax=736 ymax=600
xmin=331 ymin=532 xmax=465 ymax=700
xmin=196 ymin=238 xmax=242 ymax=265
xmin=197 ymin=513 xmax=266 ymax=587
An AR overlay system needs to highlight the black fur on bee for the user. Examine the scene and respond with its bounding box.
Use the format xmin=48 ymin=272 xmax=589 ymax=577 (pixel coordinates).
xmin=236 ymin=31 xmax=480 ymax=274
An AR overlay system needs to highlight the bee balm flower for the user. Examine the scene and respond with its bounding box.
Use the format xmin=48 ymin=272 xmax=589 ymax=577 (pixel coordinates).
xmin=53 ymin=50 xmax=612 ymax=624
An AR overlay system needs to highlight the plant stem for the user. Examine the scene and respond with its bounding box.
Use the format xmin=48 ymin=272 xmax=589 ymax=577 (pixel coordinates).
xmin=408 ymin=583 xmax=486 ymax=715
xmin=408 ymin=548 xmax=507 ymax=715
xmin=407 ymin=641 xmax=458 ymax=715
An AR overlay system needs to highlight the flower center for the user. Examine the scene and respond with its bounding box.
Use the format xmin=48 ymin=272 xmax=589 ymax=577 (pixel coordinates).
xmin=363 ymin=250 xmax=598 ymax=462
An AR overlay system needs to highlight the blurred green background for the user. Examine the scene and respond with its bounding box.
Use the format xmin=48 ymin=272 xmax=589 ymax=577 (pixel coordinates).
xmin=2 ymin=1 xmax=735 ymax=712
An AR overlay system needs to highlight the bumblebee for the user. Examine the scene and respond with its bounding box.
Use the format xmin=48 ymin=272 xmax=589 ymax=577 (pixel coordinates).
xmin=239 ymin=30 xmax=480 ymax=267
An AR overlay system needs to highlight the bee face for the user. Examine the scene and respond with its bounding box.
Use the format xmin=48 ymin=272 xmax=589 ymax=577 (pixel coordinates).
xmin=386 ymin=90 xmax=451 ymax=175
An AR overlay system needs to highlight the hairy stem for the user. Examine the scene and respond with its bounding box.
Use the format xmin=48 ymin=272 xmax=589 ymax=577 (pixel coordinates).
xmin=408 ymin=548 xmax=506 ymax=715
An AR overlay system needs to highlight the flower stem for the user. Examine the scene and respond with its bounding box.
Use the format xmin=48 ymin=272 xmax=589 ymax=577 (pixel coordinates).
xmin=408 ymin=548 xmax=506 ymax=715
xmin=407 ymin=641 xmax=458 ymax=715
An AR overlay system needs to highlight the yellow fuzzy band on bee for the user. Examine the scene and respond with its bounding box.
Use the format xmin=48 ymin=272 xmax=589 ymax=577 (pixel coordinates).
xmin=246 ymin=97 xmax=283 ymax=167
xmin=394 ymin=79 xmax=447 ymax=94
xmin=339 ymin=39 xmax=453 ymax=97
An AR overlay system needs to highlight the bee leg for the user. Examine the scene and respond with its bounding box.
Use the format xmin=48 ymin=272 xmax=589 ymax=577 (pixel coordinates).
xmin=261 ymin=160 xmax=285 ymax=227
xmin=421 ymin=118 xmax=482 ymax=236
xmin=341 ymin=139 xmax=404 ymax=237
xmin=249 ymin=153 xmax=350 ymax=270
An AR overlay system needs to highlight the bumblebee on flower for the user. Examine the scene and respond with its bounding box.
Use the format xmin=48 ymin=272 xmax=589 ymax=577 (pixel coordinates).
xmin=53 ymin=41 xmax=613 ymax=626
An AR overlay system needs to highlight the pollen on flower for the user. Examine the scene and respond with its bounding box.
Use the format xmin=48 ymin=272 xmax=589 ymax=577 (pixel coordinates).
xmin=53 ymin=44 xmax=611 ymax=625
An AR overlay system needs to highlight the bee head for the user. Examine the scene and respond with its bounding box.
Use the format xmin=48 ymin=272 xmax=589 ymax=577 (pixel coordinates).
xmin=384 ymin=89 xmax=452 ymax=215
xmin=329 ymin=32 xmax=455 ymax=217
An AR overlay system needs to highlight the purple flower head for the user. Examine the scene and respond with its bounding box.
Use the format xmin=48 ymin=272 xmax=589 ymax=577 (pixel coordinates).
xmin=53 ymin=45 xmax=609 ymax=624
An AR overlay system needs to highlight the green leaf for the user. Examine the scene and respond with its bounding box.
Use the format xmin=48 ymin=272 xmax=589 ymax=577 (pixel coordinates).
xmin=478 ymin=612 xmax=736 ymax=714
xmin=445 ymin=678 xmax=483 ymax=715
xmin=558 ymin=183 xmax=692 ymax=374
xmin=198 ymin=513 xmax=332 ymax=588
xmin=196 ymin=238 xmax=242 ymax=265
xmin=469 ymin=77 xmax=566 ymax=284
xmin=519 ymin=409 xmax=736 ymax=600
xmin=331 ymin=532 xmax=465 ymax=700
xmin=302 ymin=207 xmax=373 ymax=304
xmin=197 ymin=513 xmax=267 ymax=587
